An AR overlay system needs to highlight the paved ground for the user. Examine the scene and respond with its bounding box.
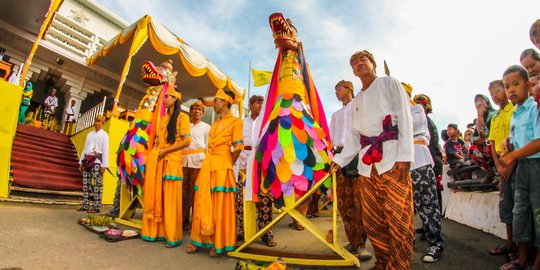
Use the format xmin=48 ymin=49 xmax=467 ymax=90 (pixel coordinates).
xmin=0 ymin=201 xmax=508 ymax=270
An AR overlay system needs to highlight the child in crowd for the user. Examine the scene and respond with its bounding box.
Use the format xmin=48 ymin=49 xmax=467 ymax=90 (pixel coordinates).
xmin=530 ymin=74 xmax=540 ymax=104
xmin=441 ymin=129 xmax=449 ymax=142
xmin=486 ymin=79 xmax=516 ymax=258
xmin=445 ymin=124 xmax=465 ymax=172
xmin=462 ymin=128 xmax=474 ymax=163
xmin=440 ymin=129 xmax=449 ymax=164
xmin=499 ymin=65 xmax=540 ymax=270
xmin=531 ymin=19 xmax=540 ymax=50
xmin=520 ymin=49 xmax=540 ymax=78
xmin=474 ymin=94 xmax=497 ymax=138
xmin=468 ymin=134 xmax=494 ymax=182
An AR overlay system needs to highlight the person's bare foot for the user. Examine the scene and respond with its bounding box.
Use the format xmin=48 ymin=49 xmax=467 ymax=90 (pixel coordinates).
xmin=209 ymin=248 xmax=221 ymax=257
xmin=186 ymin=244 xmax=198 ymax=253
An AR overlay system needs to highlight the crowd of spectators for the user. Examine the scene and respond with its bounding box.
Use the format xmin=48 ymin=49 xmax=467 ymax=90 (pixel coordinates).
xmin=437 ymin=19 xmax=540 ymax=270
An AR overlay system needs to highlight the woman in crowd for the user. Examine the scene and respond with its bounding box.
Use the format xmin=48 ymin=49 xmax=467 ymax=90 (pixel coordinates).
xmin=187 ymin=89 xmax=243 ymax=257
xmin=474 ymin=94 xmax=497 ymax=138
xmin=18 ymin=82 xmax=33 ymax=124
xmin=141 ymin=87 xmax=191 ymax=248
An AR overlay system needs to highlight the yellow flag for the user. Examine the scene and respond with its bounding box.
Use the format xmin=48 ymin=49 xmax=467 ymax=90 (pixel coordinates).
xmin=251 ymin=68 xmax=272 ymax=86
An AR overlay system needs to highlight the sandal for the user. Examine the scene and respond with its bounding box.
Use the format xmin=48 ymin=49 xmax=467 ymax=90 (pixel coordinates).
xmin=186 ymin=244 xmax=198 ymax=254
xmin=344 ymin=243 xmax=357 ymax=253
xmin=209 ymin=248 xmax=221 ymax=257
xmin=500 ymin=260 xmax=526 ymax=270
xmin=262 ymin=236 xmax=277 ymax=247
xmin=86 ymin=209 xmax=100 ymax=213
xmin=489 ymin=244 xmax=515 ymax=255
xmin=508 ymin=252 xmax=519 ymax=262
xmin=288 ymin=221 xmax=304 ymax=231
xmin=165 ymin=243 xmax=175 ymax=248
xmin=76 ymin=206 xmax=88 ymax=212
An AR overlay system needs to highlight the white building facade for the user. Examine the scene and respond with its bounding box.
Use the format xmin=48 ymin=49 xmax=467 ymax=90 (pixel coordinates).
xmin=0 ymin=0 xmax=147 ymax=129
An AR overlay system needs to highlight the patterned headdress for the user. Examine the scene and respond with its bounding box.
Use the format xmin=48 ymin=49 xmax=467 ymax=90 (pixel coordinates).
xmin=95 ymin=115 xmax=106 ymax=123
xmin=401 ymin=82 xmax=415 ymax=105
xmin=413 ymin=94 xmax=433 ymax=114
xmin=190 ymin=101 xmax=205 ymax=111
xmin=401 ymin=82 xmax=413 ymax=96
xmin=336 ymin=80 xmax=354 ymax=91
xmin=249 ymin=95 xmax=264 ymax=104
xmin=350 ymin=50 xmax=377 ymax=70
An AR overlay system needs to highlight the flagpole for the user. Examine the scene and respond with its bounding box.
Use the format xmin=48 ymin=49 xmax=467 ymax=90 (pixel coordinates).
xmin=247 ymin=62 xmax=251 ymax=100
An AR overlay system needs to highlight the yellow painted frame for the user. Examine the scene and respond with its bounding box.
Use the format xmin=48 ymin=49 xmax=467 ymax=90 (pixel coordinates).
xmin=0 ymin=80 xmax=23 ymax=198
xmin=228 ymin=172 xmax=360 ymax=268
xmin=71 ymin=118 xmax=130 ymax=204
xmin=114 ymin=183 xmax=143 ymax=229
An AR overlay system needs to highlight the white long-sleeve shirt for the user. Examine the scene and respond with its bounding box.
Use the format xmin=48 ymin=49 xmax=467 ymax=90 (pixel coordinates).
xmin=333 ymin=76 xmax=414 ymax=177
xmin=44 ymin=95 xmax=58 ymax=114
xmin=64 ymin=105 xmax=76 ymax=122
xmin=238 ymin=116 xmax=259 ymax=169
xmin=410 ymin=104 xmax=434 ymax=170
xmin=182 ymin=121 xmax=210 ymax=169
xmin=79 ymin=129 xmax=109 ymax=168
xmin=329 ymin=103 xmax=352 ymax=147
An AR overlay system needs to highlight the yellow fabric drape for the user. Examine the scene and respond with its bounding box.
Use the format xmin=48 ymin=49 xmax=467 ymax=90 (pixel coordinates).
xmin=87 ymin=24 xmax=137 ymax=65
xmin=206 ymin=71 xmax=228 ymax=90
xmin=148 ymin=26 xmax=180 ymax=55
xmin=112 ymin=16 xmax=150 ymax=110
xmin=178 ymin=50 xmax=208 ymax=77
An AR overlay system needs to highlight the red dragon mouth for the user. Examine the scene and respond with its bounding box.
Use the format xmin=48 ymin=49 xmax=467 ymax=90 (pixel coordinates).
xmin=141 ymin=61 xmax=165 ymax=85
xmin=269 ymin=13 xmax=297 ymax=41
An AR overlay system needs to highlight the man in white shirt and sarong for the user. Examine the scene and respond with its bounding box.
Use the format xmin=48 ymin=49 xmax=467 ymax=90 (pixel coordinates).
xmin=43 ymin=89 xmax=58 ymax=129
xmin=182 ymin=101 xmax=210 ymax=230
xmin=331 ymin=50 xmax=414 ymax=270
xmin=330 ymin=80 xmax=372 ymax=261
xmin=63 ymin=100 xmax=77 ymax=135
xmin=77 ymin=115 xmax=109 ymax=213
xmin=236 ymin=95 xmax=276 ymax=247
xmin=403 ymin=83 xmax=444 ymax=263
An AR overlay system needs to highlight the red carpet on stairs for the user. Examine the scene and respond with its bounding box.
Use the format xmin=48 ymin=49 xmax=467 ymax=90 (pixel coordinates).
xmin=11 ymin=124 xmax=83 ymax=191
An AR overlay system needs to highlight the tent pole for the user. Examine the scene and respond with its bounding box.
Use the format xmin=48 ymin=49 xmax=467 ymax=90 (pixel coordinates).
xmin=111 ymin=53 xmax=133 ymax=117
xmin=19 ymin=0 xmax=64 ymax=86
xmin=111 ymin=16 xmax=150 ymax=117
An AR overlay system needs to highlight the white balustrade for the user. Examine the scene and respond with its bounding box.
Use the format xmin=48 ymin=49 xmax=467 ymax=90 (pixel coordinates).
xmin=74 ymin=96 xmax=106 ymax=133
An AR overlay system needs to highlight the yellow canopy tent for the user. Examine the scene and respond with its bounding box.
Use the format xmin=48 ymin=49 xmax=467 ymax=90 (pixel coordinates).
xmin=85 ymin=15 xmax=245 ymax=228
xmin=87 ymin=15 xmax=245 ymax=113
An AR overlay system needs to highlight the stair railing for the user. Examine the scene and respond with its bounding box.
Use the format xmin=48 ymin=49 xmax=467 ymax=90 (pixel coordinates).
xmin=75 ymin=96 xmax=106 ymax=133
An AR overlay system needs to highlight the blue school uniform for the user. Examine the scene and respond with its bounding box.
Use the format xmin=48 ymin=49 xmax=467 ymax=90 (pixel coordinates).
xmin=510 ymin=97 xmax=540 ymax=246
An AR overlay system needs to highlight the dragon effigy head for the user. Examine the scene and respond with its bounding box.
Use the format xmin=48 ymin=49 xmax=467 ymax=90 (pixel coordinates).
xmin=269 ymin=13 xmax=299 ymax=52
xmin=142 ymin=59 xmax=175 ymax=86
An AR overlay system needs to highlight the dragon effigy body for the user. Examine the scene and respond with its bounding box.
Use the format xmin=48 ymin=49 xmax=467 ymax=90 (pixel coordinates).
xmin=248 ymin=13 xmax=333 ymax=207
xmin=117 ymin=60 xmax=177 ymax=189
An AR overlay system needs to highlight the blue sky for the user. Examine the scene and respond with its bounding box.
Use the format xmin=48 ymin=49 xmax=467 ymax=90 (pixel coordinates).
xmin=95 ymin=0 xmax=540 ymax=136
